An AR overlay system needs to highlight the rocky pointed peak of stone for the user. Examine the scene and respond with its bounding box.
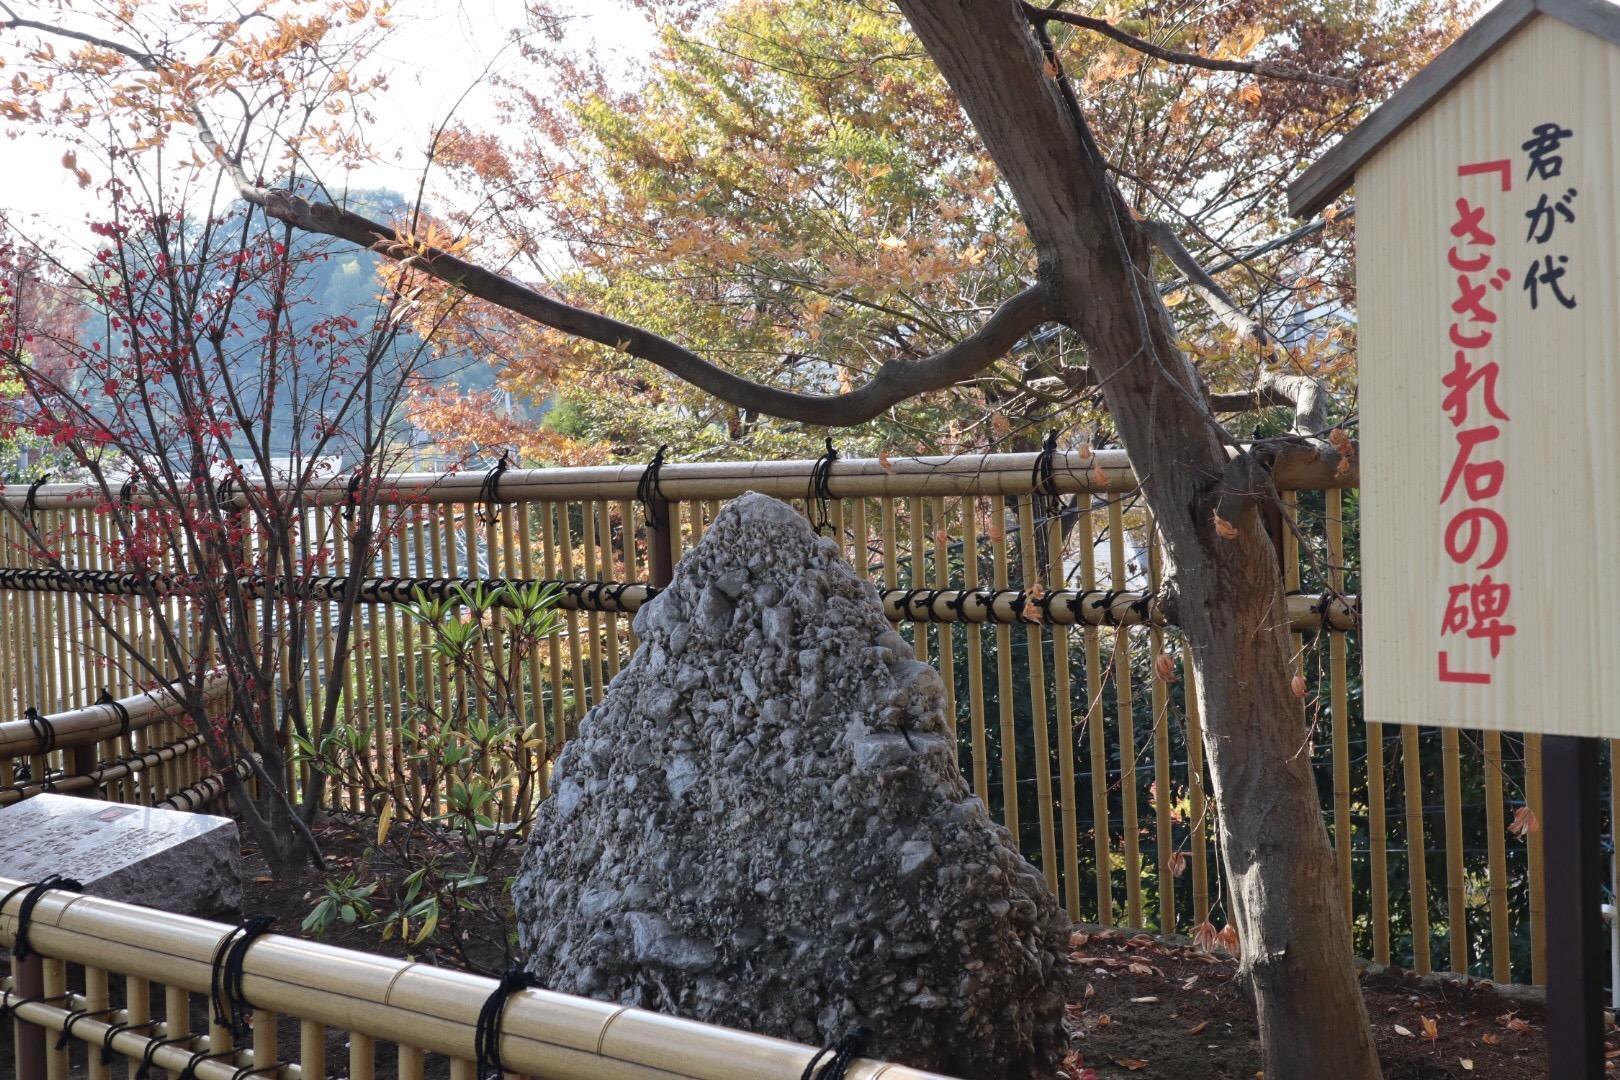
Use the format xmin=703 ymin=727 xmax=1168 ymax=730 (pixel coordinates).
xmin=517 ymin=492 xmax=1069 ymax=1077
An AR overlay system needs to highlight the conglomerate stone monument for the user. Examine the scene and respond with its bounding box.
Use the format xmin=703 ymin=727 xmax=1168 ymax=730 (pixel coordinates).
xmin=514 ymin=493 xmax=1069 ymax=1077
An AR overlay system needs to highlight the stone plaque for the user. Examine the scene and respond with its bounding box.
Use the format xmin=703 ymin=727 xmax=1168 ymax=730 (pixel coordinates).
xmin=0 ymin=793 xmax=241 ymax=915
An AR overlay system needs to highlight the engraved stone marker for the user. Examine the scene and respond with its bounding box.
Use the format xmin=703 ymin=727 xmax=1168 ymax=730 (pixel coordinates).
xmin=0 ymin=793 xmax=242 ymax=915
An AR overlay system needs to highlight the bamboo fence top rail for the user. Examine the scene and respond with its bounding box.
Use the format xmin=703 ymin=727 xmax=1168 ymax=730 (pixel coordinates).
xmin=0 ymin=677 xmax=227 ymax=759
xmin=0 ymin=443 xmax=1356 ymax=510
xmin=0 ymin=879 xmax=959 ymax=1080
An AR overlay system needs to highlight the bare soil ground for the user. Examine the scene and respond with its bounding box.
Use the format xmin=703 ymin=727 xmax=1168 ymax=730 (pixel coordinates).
xmin=1060 ymin=927 xmax=1565 ymax=1079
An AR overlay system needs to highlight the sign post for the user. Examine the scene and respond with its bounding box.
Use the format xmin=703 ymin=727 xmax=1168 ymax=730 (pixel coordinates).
xmin=1544 ymin=736 xmax=1605 ymax=1076
xmin=1289 ymin=4 xmax=1620 ymax=1074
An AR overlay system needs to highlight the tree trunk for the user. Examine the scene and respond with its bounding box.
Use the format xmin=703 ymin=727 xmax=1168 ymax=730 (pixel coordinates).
xmin=894 ymin=2 xmax=1380 ymax=1075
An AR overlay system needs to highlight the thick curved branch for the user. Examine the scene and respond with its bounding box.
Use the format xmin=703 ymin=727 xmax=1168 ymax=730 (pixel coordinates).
xmin=1025 ymin=4 xmax=1355 ymax=90
xmin=232 ymin=189 xmax=1059 ymax=425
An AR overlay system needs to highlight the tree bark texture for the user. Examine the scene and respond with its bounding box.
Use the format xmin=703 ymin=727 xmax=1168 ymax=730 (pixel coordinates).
xmin=892 ymin=2 xmax=1380 ymax=1076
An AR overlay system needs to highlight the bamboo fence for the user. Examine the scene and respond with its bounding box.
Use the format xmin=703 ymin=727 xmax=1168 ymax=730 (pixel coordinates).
xmin=0 ymin=878 xmax=952 ymax=1080
xmin=0 ymin=447 xmax=1556 ymax=986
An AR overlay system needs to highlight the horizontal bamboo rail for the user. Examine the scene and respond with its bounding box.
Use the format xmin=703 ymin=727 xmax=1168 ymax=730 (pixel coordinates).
xmin=153 ymin=755 xmax=257 ymax=811
xmin=0 ymin=565 xmax=1359 ymax=630
xmin=0 ymin=733 xmax=204 ymax=806
xmin=1 ymin=880 xmax=954 ymax=1080
xmin=0 ymin=678 xmax=228 ymax=759
xmin=0 ymin=443 xmax=1355 ymax=511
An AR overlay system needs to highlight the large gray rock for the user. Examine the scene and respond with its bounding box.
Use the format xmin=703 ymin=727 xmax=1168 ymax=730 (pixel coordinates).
xmin=0 ymin=793 xmax=241 ymax=916
xmin=514 ymin=493 xmax=1069 ymax=1077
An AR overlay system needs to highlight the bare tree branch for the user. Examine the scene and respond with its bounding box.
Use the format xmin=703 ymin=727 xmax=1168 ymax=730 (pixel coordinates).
xmin=1027 ymin=365 xmax=1328 ymax=439
xmin=1138 ymin=217 xmax=1275 ymax=349
xmin=1024 ymin=4 xmax=1355 ymax=90
xmin=209 ymin=187 xmax=1061 ymax=426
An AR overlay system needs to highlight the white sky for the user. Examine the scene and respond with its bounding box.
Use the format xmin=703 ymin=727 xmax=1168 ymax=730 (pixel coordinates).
xmin=0 ymin=0 xmax=657 ymax=243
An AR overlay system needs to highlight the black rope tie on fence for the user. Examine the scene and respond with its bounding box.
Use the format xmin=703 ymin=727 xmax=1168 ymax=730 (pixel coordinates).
xmin=1097 ymin=589 xmax=1123 ymax=627
xmin=23 ymin=474 xmax=47 ymax=527
xmin=0 ymin=874 xmax=83 ymax=961
xmin=0 ymin=987 xmax=74 ymax=1024
xmin=1130 ymin=590 xmax=1156 ymax=626
xmin=14 ymin=706 xmax=53 ymax=784
xmin=98 ymin=1017 xmax=160 ymax=1065
xmin=474 ymin=968 xmax=543 ymax=1079
xmin=606 ymin=580 xmax=645 ymax=612
xmin=229 ymin=1064 xmax=285 ymax=1080
xmin=636 ymin=444 xmax=670 ymax=533
xmin=1030 ymin=429 xmax=1063 ymax=521
xmin=99 ymin=688 xmax=132 ymax=741
xmin=801 ymin=1025 xmax=873 ymax=1080
xmin=56 ymin=1005 xmax=125 ymax=1050
xmin=478 ymin=450 xmax=511 ymax=526
xmin=210 ymin=914 xmax=275 ymax=1039
xmin=809 ymin=438 xmax=838 ymax=534
xmin=897 ymin=588 xmax=943 ymax=622
xmin=135 ymin=1031 xmax=199 ymax=1080
xmin=215 ymin=475 xmax=236 ymax=511
xmin=177 ymin=1047 xmax=238 ymax=1079
xmin=119 ymin=476 xmax=137 ymax=508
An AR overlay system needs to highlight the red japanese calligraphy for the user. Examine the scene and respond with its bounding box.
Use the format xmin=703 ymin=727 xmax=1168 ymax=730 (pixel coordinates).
xmin=1439 ymin=173 xmax=1515 ymax=684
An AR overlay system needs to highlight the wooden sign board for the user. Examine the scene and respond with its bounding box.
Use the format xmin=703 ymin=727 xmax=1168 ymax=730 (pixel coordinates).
xmin=1293 ymin=2 xmax=1620 ymax=737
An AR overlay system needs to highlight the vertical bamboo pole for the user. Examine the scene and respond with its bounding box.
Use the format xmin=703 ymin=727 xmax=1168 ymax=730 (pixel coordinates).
xmin=1402 ymin=724 xmax=1432 ymax=973
xmin=617 ymin=497 xmax=639 ymax=656
xmin=251 ymin=1009 xmax=276 ymax=1077
xmin=163 ymin=984 xmax=189 ymax=1072
xmin=540 ymin=502 xmax=567 ymax=759
xmin=961 ymin=496 xmax=988 ymax=801
xmin=331 ymin=509 xmax=359 ymax=813
xmin=124 ymin=974 xmax=150 ymax=1080
xmin=1326 ymin=489 xmax=1353 ymax=927
xmin=1184 ymin=655 xmax=1210 ymax=929
xmin=1108 ymin=501 xmax=1142 ymax=927
xmin=11 ymin=950 xmax=44 ymax=1080
xmin=300 ymin=1019 xmax=326 ymax=1080
xmin=397 ymin=1045 xmax=426 ymax=1080
xmin=580 ymin=501 xmax=606 ymax=705
xmin=1487 ymin=730 xmax=1510 ymax=981
xmin=349 ymin=1032 xmax=375 ymax=1080
xmin=930 ymin=498 xmax=957 ymax=740
xmin=497 ymin=502 xmax=520 ymax=822
xmin=1147 ymin=521 xmax=1174 ymax=932
xmin=598 ymin=501 xmax=621 ymax=679
xmin=557 ymin=503 xmax=586 ymax=737
xmin=400 ymin=508 xmax=425 ymax=811
xmin=42 ymin=957 xmax=67 ymax=1080
xmin=1526 ymin=733 xmax=1547 ymax=984
xmin=989 ymin=500 xmax=1018 ymax=844
xmin=1442 ymin=726 xmax=1468 ymax=973
xmin=84 ymin=965 xmax=110 ymax=1080
xmin=1048 ymin=505 xmax=1080 ymax=920
xmin=908 ymin=498 xmax=927 ymax=663
xmin=1017 ymin=498 xmax=1057 ymax=893
xmin=851 ymin=498 xmax=870 ymax=583
xmin=1081 ymin=500 xmax=1112 ymax=926
xmin=518 ymin=502 xmax=547 ymax=799
xmin=382 ymin=519 xmax=406 ymax=809
xmin=1368 ymin=713 xmax=1392 ymax=966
